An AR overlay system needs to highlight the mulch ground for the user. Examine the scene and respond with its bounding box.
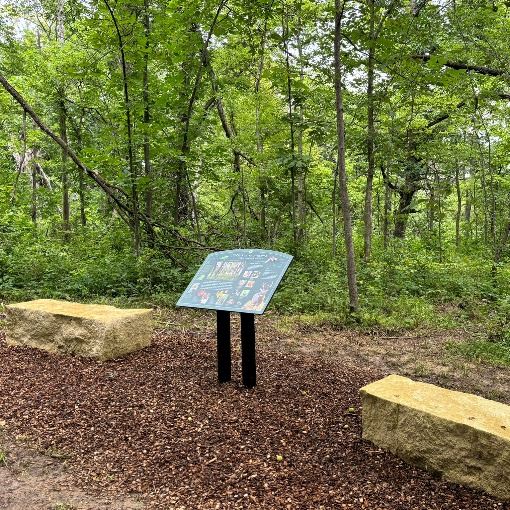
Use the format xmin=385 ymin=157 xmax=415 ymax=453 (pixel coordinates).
xmin=0 ymin=322 xmax=508 ymax=509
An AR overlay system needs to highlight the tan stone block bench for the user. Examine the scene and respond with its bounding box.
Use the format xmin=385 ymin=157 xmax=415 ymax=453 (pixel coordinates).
xmin=360 ymin=374 xmax=510 ymax=501
xmin=6 ymin=299 xmax=152 ymax=360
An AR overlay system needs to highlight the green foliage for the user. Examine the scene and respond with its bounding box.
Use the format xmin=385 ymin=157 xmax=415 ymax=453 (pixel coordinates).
xmin=446 ymin=339 xmax=510 ymax=367
xmin=0 ymin=219 xmax=194 ymax=303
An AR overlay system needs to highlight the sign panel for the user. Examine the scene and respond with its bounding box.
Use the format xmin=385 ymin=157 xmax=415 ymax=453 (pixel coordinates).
xmin=177 ymin=249 xmax=293 ymax=314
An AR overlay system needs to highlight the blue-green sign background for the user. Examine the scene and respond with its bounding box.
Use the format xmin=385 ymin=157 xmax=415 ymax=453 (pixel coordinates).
xmin=176 ymin=249 xmax=293 ymax=314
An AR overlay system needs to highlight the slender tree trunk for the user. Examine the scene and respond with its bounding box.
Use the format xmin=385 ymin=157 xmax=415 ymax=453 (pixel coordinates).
xmin=57 ymin=0 xmax=70 ymax=239
xmin=295 ymin=4 xmax=307 ymax=246
xmin=282 ymin=8 xmax=297 ymax=251
xmin=75 ymin=117 xmax=87 ymax=226
xmin=59 ymin=97 xmax=70 ymax=239
xmin=332 ymin=162 xmax=338 ymax=256
xmin=435 ymin=169 xmax=443 ymax=262
xmin=31 ymin=163 xmax=37 ymax=224
xmin=334 ymin=0 xmax=359 ymax=312
xmin=142 ymin=0 xmax=154 ymax=247
xmin=254 ymin=12 xmax=269 ymax=241
xmin=383 ymin=169 xmax=391 ymax=249
xmin=174 ymin=0 xmax=227 ymax=224
xmin=428 ymin=185 xmax=435 ymax=232
xmin=455 ymin=165 xmax=462 ymax=247
xmin=103 ymin=0 xmax=140 ymax=255
xmin=363 ymin=0 xmax=376 ymax=261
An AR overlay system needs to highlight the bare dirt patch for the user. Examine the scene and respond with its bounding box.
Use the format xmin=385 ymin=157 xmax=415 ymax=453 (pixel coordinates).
xmin=270 ymin=322 xmax=510 ymax=404
xmin=0 ymin=309 xmax=508 ymax=509
xmin=0 ymin=428 xmax=143 ymax=510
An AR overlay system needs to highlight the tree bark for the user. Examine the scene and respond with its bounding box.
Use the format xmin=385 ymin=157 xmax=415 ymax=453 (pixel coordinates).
xmin=103 ymin=0 xmax=140 ymax=256
xmin=174 ymin=0 xmax=227 ymax=224
xmin=334 ymin=0 xmax=359 ymax=313
xmin=142 ymin=0 xmax=154 ymax=247
xmin=363 ymin=0 xmax=376 ymax=261
xmin=59 ymin=97 xmax=70 ymax=239
xmin=282 ymin=8 xmax=297 ymax=251
xmin=31 ymin=163 xmax=37 ymax=224
xmin=295 ymin=4 xmax=307 ymax=247
xmin=254 ymin=4 xmax=272 ymax=241
xmin=455 ymin=165 xmax=462 ymax=247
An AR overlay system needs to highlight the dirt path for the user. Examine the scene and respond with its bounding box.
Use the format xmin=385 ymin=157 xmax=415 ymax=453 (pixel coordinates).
xmin=269 ymin=323 xmax=510 ymax=404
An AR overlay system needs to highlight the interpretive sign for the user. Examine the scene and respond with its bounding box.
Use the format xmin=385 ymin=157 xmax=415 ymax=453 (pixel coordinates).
xmin=176 ymin=249 xmax=292 ymax=314
xmin=177 ymin=249 xmax=293 ymax=388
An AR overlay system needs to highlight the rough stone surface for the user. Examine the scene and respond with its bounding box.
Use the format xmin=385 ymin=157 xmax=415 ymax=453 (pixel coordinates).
xmin=360 ymin=374 xmax=510 ymax=501
xmin=5 ymin=299 xmax=152 ymax=360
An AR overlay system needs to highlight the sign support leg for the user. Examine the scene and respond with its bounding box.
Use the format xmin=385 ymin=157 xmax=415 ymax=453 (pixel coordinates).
xmin=217 ymin=310 xmax=231 ymax=383
xmin=241 ymin=313 xmax=256 ymax=388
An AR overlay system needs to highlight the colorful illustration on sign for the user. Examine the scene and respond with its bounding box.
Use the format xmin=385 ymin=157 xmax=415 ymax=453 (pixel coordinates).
xmin=176 ymin=249 xmax=293 ymax=314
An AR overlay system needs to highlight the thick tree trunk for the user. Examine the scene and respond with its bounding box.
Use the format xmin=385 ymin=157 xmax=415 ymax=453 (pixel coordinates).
xmin=334 ymin=0 xmax=359 ymax=313
xmin=394 ymin=189 xmax=416 ymax=238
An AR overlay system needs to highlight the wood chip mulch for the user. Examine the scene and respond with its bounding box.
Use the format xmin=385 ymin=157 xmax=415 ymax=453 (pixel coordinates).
xmin=0 ymin=326 xmax=508 ymax=509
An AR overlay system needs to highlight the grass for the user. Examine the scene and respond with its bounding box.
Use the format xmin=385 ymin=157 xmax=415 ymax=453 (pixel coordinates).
xmin=446 ymin=339 xmax=510 ymax=367
xmin=0 ymin=450 xmax=6 ymax=466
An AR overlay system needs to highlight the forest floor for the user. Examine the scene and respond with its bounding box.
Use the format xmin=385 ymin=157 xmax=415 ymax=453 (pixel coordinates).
xmin=0 ymin=308 xmax=509 ymax=510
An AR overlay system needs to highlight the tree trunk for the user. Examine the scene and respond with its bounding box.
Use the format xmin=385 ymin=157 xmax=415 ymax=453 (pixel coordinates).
xmin=142 ymin=0 xmax=154 ymax=247
xmin=394 ymin=189 xmax=415 ymax=238
xmin=334 ymin=0 xmax=359 ymax=313
xmin=383 ymin=178 xmax=391 ymax=249
xmin=103 ymin=0 xmax=140 ymax=256
xmin=455 ymin=165 xmax=462 ymax=247
xmin=31 ymin=163 xmax=37 ymax=224
xmin=59 ymin=98 xmax=70 ymax=239
xmin=254 ymin=10 xmax=270 ymax=241
xmin=57 ymin=0 xmax=70 ymax=239
xmin=75 ymin=117 xmax=87 ymax=226
xmin=174 ymin=0 xmax=227 ymax=225
xmin=295 ymin=5 xmax=307 ymax=247
xmin=282 ymin=10 xmax=297 ymax=252
xmin=363 ymin=0 xmax=376 ymax=261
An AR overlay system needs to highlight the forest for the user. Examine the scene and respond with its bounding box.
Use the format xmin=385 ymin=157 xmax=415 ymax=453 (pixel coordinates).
xmin=0 ymin=0 xmax=510 ymax=348
xmin=2 ymin=2 xmax=510 ymax=508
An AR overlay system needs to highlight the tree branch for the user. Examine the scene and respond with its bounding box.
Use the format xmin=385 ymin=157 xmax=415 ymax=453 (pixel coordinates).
xmin=413 ymin=54 xmax=508 ymax=77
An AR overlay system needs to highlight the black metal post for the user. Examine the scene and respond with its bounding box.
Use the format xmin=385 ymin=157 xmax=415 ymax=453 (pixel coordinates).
xmin=240 ymin=312 xmax=256 ymax=388
xmin=217 ymin=310 xmax=231 ymax=383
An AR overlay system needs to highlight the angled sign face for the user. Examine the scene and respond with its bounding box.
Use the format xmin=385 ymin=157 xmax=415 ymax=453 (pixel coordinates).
xmin=177 ymin=249 xmax=293 ymax=315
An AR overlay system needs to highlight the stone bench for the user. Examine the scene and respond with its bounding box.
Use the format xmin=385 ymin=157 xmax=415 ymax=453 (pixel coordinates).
xmin=5 ymin=299 xmax=152 ymax=360
xmin=360 ymin=375 xmax=510 ymax=501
